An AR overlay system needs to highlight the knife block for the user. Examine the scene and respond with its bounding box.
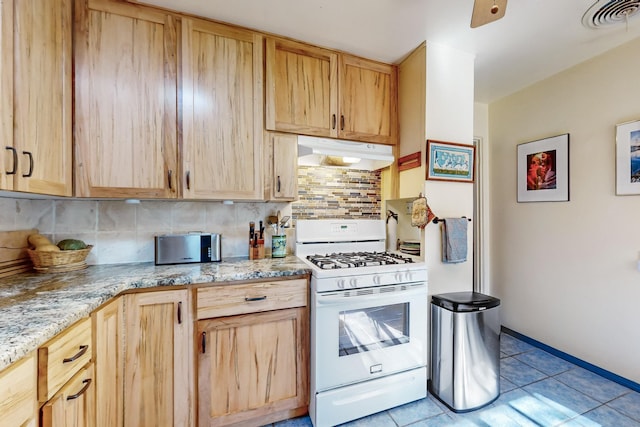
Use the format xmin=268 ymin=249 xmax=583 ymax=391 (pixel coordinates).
xmin=249 ymin=240 xmax=265 ymax=260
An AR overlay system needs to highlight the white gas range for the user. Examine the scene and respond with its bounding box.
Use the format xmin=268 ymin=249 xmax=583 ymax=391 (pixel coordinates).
xmin=295 ymin=219 xmax=428 ymax=427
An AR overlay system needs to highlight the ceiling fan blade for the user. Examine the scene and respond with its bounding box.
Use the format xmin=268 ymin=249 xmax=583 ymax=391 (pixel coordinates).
xmin=471 ymin=0 xmax=508 ymax=28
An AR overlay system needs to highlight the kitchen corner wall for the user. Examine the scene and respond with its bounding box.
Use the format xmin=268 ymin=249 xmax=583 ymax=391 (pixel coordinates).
xmin=488 ymin=37 xmax=640 ymax=383
xmin=0 ymin=197 xmax=291 ymax=264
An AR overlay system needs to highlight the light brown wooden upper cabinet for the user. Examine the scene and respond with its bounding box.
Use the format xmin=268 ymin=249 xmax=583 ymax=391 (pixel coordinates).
xmin=265 ymin=132 xmax=298 ymax=201
xmin=338 ymin=54 xmax=398 ymax=145
xmin=265 ymin=38 xmax=338 ymax=139
xmin=74 ymin=0 xmax=179 ymax=198
xmin=265 ymin=38 xmax=397 ymax=145
xmin=0 ymin=0 xmax=13 ymax=192
xmin=182 ymin=18 xmax=264 ymax=200
xmin=1 ymin=0 xmax=73 ymax=196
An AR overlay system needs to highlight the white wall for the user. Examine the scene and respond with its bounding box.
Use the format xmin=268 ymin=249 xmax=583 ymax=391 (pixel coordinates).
xmin=489 ymin=37 xmax=640 ymax=382
xmin=397 ymin=41 xmax=475 ymax=295
xmin=423 ymin=42 xmax=476 ymax=296
xmin=474 ymin=103 xmax=490 ymax=293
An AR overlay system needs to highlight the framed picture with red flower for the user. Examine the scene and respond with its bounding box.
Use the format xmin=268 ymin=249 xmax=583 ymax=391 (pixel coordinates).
xmin=517 ymin=134 xmax=569 ymax=202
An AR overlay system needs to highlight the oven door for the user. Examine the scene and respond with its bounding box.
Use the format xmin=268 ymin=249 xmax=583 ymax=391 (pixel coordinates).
xmin=312 ymin=282 xmax=427 ymax=392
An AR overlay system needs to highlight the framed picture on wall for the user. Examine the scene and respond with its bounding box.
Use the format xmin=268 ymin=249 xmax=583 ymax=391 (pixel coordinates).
xmin=615 ymin=119 xmax=640 ymax=195
xmin=517 ymin=134 xmax=570 ymax=202
xmin=426 ymin=140 xmax=475 ymax=183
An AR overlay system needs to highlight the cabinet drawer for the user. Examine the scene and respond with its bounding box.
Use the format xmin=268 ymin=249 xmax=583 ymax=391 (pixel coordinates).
xmin=41 ymin=362 xmax=95 ymax=427
xmin=0 ymin=352 xmax=37 ymax=426
xmin=38 ymin=317 xmax=92 ymax=402
xmin=196 ymin=278 xmax=308 ymax=319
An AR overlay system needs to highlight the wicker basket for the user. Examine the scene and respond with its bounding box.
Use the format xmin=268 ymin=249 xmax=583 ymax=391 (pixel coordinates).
xmin=27 ymin=246 xmax=93 ymax=271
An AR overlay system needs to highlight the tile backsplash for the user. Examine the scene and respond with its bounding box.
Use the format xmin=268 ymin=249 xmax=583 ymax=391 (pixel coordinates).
xmin=1 ymin=167 xmax=382 ymax=265
xmin=0 ymin=197 xmax=291 ymax=265
xmin=293 ymin=166 xmax=381 ymax=219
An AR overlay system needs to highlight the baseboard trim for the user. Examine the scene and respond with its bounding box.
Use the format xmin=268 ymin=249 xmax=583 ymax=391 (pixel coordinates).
xmin=501 ymin=326 xmax=640 ymax=393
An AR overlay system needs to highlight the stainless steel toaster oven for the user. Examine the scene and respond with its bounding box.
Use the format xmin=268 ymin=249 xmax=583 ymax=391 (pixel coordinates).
xmin=154 ymin=233 xmax=221 ymax=265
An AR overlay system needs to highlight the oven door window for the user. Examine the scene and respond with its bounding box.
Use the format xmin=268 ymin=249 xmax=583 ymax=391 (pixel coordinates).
xmin=338 ymin=303 xmax=409 ymax=356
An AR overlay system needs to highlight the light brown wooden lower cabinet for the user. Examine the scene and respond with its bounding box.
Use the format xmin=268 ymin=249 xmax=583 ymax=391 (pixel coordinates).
xmin=92 ymin=297 xmax=123 ymax=427
xmin=0 ymin=352 xmax=37 ymax=427
xmin=41 ymin=363 xmax=95 ymax=427
xmin=197 ymin=307 xmax=309 ymax=427
xmin=123 ymin=290 xmax=194 ymax=427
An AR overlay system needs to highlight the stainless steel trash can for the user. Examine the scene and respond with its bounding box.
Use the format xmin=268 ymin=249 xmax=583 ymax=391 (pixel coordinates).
xmin=429 ymin=292 xmax=501 ymax=412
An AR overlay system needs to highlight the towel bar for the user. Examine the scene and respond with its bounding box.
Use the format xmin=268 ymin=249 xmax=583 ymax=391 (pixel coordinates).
xmin=432 ymin=217 xmax=472 ymax=224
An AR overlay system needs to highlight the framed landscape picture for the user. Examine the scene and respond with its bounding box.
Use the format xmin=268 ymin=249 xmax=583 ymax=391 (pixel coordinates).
xmin=615 ymin=119 xmax=640 ymax=195
xmin=517 ymin=134 xmax=569 ymax=202
xmin=426 ymin=140 xmax=475 ymax=183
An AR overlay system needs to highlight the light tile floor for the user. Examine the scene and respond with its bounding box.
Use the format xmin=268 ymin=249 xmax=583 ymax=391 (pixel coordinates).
xmin=267 ymin=333 xmax=640 ymax=427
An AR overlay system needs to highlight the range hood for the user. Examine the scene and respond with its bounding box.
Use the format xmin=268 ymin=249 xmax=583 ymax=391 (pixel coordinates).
xmin=297 ymin=135 xmax=394 ymax=171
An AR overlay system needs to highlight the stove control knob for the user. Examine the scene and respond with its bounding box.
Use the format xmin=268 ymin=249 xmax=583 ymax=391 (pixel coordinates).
xmin=373 ymin=275 xmax=381 ymax=285
xmin=349 ymin=278 xmax=358 ymax=288
xmin=337 ymin=279 xmax=345 ymax=289
xmin=406 ymin=271 xmax=413 ymax=282
xmin=395 ymin=272 xmax=404 ymax=282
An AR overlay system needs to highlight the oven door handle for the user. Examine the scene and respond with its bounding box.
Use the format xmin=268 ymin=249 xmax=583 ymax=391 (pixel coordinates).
xmin=315 ymin=285 xmax=426 ymax=305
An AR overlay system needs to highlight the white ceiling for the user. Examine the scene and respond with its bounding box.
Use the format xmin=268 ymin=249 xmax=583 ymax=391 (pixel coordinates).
xmin=139 ymin=0 xmax=640 ymax=103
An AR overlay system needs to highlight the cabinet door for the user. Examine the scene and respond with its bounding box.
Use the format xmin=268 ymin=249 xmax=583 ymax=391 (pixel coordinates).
xmin=0 ymin=352 xmax=37 ymax=427
xmin=124 ymin=290 xmax=193 ymax=427
xmin=13 ymin=0 xmax=72 ymax=196
xmin=265 ymin=38 xmax=338 ymax=138
xmin=339 ymin=54 xmax=397 ymax=145
xmin=0 ymin=0 xmax=12 ymax=191
xmin=270 ymin=133 xmax=298 ymax=201
xmin=41 ymin=363 xmax=95 ymax=427
xmin=92 ymin=297 xmax=123 ymax=427
xmin=197 ymin=307 xmax=309 ymax=427
xmin=74 ymin=0 xmax=178 ymax=198
xmin=182 ymin=18 xmax=263 ymax=200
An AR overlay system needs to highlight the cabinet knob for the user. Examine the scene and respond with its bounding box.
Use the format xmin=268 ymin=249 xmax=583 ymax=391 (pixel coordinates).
xmin=340 ymin=115 xmax=345 ymax=131
xmin=186 ymin=171 xmax=191 ymax=190
xmin=168 ymin=170 xmax=173 ymax=190
xmin=201 ymin=331 xmax=206 ymax=354
xmin=177 ymin=301 xmax=182 ymax=324
xmin=276 ymin=175 xmax=281 ymax=193
xmin=332 ymin=114 xmax=336 ymax=130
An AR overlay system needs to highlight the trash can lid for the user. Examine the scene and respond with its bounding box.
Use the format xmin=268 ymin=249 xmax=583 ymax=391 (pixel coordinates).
xmin=431 ymin=291 xmax=500 ymax=312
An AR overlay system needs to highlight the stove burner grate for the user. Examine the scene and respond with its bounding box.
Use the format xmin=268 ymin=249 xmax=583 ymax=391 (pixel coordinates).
xmin=307 ymin=251 xmax=414 ymax=269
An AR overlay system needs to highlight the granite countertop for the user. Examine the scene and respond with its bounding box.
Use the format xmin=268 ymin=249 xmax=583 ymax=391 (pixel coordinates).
xmin=0 ymin=256 xmax=311 ymax=372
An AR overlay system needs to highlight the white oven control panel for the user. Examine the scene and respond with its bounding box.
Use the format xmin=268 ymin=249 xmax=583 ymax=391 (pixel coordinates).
xmin=313 ymin=267 xmax=428 ymax=293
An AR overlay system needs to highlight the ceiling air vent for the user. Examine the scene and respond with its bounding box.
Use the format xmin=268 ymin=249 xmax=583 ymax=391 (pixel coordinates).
xmin=582 ymin=0 xmax=640 ymax=29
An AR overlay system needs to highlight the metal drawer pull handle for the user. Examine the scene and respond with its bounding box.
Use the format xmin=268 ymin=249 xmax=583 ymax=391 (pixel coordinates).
xmin=66 ymin=379 xmax=92 ymax=401
xmin=201 ymin=331 xmax=206 ymax=354
xmin=22 ymin=151 xmax=33 ymax=177
xmin=177 ymin=301 xmax=182 ymax=324
xmin=63 ymin=345 xmax=88 ymax=363
xmin=245 ymin=296 xmax=267 ymax=302
xmin=5 ymin=147 xmax=17 ymax=175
